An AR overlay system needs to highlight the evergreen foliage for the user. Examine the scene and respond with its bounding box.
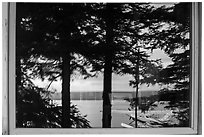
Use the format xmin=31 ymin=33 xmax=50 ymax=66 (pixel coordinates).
xmin=16 ymin=2 xmax=191 ymax=128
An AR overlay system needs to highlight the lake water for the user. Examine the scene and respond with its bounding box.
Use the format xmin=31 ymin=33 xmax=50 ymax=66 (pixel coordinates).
xmin=54 ymin=100 xmax=134 ymax=128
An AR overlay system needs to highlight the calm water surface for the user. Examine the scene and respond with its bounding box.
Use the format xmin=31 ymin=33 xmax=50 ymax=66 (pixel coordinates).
xmin=54 ymin=100 xmax=133 ymax=128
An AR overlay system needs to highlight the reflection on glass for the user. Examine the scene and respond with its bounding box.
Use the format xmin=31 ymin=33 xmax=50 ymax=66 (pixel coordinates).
xmin=16 ymin=3 xmax=190 ymax=128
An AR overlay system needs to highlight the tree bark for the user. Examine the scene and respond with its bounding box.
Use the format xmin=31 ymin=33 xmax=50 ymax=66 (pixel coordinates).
xmin=61 ymin=53 xmax=71 ymax=128
xmin=102 ymin=3 xmax=114 ymax=128
xmin=135 ymin=49 xmax=140 ymax=128
xmin=102 ymin=53 xmax=112 ymax=128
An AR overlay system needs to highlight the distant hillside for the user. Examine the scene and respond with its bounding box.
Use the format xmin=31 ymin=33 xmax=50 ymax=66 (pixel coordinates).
xmin=50 ymin=91 xmax=159 ymax=100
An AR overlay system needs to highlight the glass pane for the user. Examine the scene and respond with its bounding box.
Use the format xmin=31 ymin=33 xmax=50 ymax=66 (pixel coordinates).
xmin=16 ymin=2 xmax=191 ymax=128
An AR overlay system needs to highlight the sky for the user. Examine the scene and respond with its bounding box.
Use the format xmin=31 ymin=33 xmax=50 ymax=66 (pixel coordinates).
xmin=34 ymin=49 xmax=172 ymax=92
xmin=32 ymin=3 xmax=175 ymax=93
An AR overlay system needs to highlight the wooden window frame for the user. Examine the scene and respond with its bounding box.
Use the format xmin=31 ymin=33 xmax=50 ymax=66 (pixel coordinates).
xmin=2 ymin=2 xmax=202 ymax=135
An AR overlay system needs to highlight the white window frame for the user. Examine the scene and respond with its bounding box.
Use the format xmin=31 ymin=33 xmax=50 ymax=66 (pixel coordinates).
xmin=2 ymin=2 xmax=202 ymax=135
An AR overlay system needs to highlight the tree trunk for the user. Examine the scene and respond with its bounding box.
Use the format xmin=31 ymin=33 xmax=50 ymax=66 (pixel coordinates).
xmin=135 ymin=49 xmax=140 ymax=128
xmin=102 ymin=53 xmax=112 ymax=128
xmin=61 ymin=53 xmax=71 ymax=128
xmin=135 ymin=81 xmax=139 ymax=128
xmin=102 ymin=4 xmax=114 ymax=128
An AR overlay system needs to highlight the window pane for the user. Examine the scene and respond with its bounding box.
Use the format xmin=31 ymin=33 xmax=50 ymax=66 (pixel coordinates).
xmin=16 ymin=2 xmax=191 ymax=128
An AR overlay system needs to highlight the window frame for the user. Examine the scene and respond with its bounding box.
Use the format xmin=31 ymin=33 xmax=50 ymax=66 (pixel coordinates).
xmin=2 ymin=2 xmax=202 ymax=135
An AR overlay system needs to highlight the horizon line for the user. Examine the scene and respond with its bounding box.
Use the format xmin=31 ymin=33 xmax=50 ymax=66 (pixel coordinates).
xmin=53 ymin=90 xmax=159 ymax=93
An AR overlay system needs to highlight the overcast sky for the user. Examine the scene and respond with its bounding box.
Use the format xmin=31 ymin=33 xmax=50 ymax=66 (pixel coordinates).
xmin=34 ymin=49 xmax=172 ymax=92
xmin=70 ymin=49 xmax=172 ymax=92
